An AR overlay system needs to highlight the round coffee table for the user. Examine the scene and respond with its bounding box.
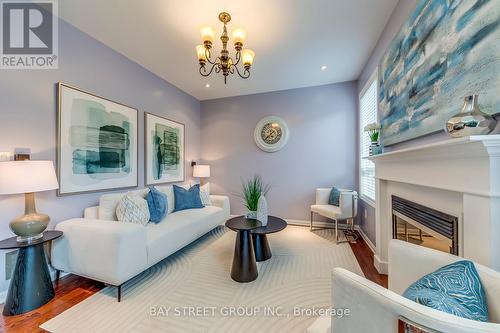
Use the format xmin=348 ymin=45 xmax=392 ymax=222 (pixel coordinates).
xmin=251 ymin=216 xmax=287 ymax=262
xmin=0 ymin=231 xmax=63 ymax=316
xmin=226 ymin=217 xmax=262 ymax=282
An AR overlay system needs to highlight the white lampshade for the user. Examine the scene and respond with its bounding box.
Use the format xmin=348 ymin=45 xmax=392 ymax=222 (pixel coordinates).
xmin=193 ymin=165 xmax=210 ymax=178
xmin=0 ymin=161 xmax=59 ymax=195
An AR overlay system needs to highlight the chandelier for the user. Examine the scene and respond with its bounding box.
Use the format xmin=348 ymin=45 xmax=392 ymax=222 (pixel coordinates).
xmin=196 ymin=12 xmax=255 ymax=84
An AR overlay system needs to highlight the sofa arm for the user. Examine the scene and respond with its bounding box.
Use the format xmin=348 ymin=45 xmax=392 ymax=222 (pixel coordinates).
xmin=210 ymin=195 xmax=230 ymax=220
xmin=332 ymin=268 xmax=497 ymax=333
xmin=316 ymin=188 xmax=331 ymax=205
xmin=51 ymin=218 xmax=147 ymax=286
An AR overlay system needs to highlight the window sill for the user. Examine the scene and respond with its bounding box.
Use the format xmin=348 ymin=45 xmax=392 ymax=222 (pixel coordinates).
xmin=359 ymin=195 xmax=376 ymax=208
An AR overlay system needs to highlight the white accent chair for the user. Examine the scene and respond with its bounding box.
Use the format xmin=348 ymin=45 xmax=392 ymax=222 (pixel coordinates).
xmin=307 ymin=239 xmax=500 ymax=333
xmin=310 ymin=188 xmax=358 ymax=243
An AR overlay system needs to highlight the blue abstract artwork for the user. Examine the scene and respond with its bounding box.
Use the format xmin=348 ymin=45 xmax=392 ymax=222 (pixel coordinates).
xmin=379 ymin=0 xmax=500 ymax=146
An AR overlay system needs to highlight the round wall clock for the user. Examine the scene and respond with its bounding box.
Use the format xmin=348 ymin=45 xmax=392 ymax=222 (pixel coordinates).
xmin=254 ymin=116 xmax=290 ymax=152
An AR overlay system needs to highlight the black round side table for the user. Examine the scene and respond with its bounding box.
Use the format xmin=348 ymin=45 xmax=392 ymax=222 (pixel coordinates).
xmin=225 ymin=217 xmax=261 ymax=283
xmin=0 ymin=230 xmax=63 ymax=316
xmin=251 ymin=216 xmax=287 ymax=262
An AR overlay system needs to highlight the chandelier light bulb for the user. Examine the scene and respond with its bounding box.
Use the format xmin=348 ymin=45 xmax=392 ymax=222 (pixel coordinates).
xmin=201 ymin=26 xmax=215 ymax=43
xmin=232 ymin=28 xmax=246 ymax=45
xmin=242 ymin=49 xmax=255 ymax=66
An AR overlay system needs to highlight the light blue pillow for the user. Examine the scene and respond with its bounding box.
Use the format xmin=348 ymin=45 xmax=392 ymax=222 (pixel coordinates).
xmin=146 ymin=187 xmax=167 ymax=223
xmin=173 ymin=184 xmax=204 ymax=212
xmin=403 ymin=260 xmax=488 ymax=322
xmin=328 ymin=187 xmax=341 ymax=206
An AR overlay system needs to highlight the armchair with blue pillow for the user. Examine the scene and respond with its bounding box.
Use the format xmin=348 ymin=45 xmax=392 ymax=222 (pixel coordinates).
xmin=306 ymin=239 xmax=500 ymax=333
xmin=310 ymin=187 xmax=358 ymax=243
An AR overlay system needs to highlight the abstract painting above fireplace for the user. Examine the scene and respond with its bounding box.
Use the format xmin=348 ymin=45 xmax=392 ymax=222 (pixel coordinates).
xmin=379 ymin=0 xmax=500 ymax=146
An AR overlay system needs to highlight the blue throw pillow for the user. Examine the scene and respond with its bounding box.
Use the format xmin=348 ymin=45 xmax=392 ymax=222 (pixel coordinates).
xmin=146 ymin=187 xmax=168 ymax=223
xmin=328 ymin=187 xmax=341 ymax=206
xmin=403 ymin=260 xmax=488 ymax=322
xmin=173 ymin=184 xmax=204 ymax=212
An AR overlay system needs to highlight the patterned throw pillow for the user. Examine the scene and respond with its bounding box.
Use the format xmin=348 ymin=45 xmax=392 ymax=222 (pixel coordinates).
xmin=403 ymin=260 xmax=489 ymax=322
xmin=116 ymin=194 xmax=150 ymax=225
xmin=328 ymin=187 xmax=341 ymax=206
xmin=200 ymin=183 xmax=211 ymax=206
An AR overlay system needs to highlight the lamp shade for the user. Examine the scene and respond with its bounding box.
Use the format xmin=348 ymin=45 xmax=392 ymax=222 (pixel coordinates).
xmin=193 ymin=165 xmax=210 ymax=178
xmin=0 ymin=161 xmax=59 ymax=195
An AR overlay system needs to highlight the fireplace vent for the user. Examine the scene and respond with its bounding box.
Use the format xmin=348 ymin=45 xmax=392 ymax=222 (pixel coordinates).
xmin=392 ymin=196 xmax=458 ymax=255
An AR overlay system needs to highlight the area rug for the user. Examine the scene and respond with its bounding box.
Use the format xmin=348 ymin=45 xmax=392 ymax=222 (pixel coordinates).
xmin=41 ymin=226 xmax=363 ymax=332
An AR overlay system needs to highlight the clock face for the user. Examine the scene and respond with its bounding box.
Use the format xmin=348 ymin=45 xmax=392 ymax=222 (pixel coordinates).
xmin=254 ymin=116 xmax=289 ymax=152
xmin=261 ymin=123 xmax=282 ymax=144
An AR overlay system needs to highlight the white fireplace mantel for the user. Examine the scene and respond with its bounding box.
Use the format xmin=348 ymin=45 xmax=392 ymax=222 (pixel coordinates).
xmin=366 ymin=135 xmax=500 ymax=274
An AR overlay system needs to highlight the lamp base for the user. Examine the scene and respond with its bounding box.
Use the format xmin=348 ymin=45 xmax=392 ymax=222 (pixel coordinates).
xmin=10 ymin=193 xmax=50 ymax=243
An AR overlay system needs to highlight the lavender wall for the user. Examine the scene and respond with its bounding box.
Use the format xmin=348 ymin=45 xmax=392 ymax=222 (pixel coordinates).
xmin=356 ymin=0 xmax=417 ymax=245
xmin=201 ymin=82 xmax=358 ymax=221
xmin=0 ymin=20 xmax=200 ymax=293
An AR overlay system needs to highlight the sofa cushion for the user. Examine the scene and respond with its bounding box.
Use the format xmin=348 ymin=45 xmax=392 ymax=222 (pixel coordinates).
xmin=116 ymin=194 xmax=150 ymax=225
xmin=199 ymin=183 xmax=211 ymax=206
xmin=403 ymin=260 xmax=488 ymax=322
xmin=146 ymin=187 xmax=168 ymax=223
xmin=99 ymin=189 xmax=149 ymax=221
xmin=146 ymin=206 xmax=224 ymax=265
xmin=173 ymin=184 xmax=204 ymax=212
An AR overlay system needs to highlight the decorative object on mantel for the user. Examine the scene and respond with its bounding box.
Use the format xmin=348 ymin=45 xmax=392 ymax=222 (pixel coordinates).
xmin=445 ymin=95 xmax=497 ymax=138
xmin=364 ymin=122 xmax=383 ymax=156
xmin=379 ymin=0 xmax=499 ymax=146
xmin=254 ymin=116 xmax=290 ymax=152
xmin=240 ymin=175 xmax=270 ymax=220
xmin=256 ymin=192 xmax=268 ymax=226
xmin=196 ymin=12 xmax=255 ymax=84
xmin=0 ymin=161 xmax=59 ymax=242
xmin=57 ymin=82 xmax=138 ymax=195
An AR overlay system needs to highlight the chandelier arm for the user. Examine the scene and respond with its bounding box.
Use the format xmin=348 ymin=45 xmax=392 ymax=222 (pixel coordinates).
xmin=204 ymin=48 xmax=217 ymax=65
xmin=233 ymin=64 xmax=250 ymax=79
xmin=199 ymin=63 xmax=218 ymax=77
xmin=232 ymin=51 xmax=241 ymax=67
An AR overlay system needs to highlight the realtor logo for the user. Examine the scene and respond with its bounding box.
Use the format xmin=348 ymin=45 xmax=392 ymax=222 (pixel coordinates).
xmin=1 ymin=0 xmax=58 ymax=69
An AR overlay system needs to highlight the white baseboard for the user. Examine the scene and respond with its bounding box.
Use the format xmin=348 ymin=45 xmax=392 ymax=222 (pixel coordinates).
xmin=357 ymin=228 xmax=376 ymax=254
xmin=374 ymin=254 xmax=388 ymax=274
xmin=0 ymin=289 xmax=7 ymax=304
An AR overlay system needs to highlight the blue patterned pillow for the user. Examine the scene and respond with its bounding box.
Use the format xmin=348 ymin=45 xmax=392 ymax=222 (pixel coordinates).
xmin=328 ymin=187 xmax=341 ymax=206
xmin=173 ymin=184 xmax=204 ymax=212
xmin=403 ymin=260 xmax=488 ymax=322
xmin=146 ymin=187 xmax=168 ymax=223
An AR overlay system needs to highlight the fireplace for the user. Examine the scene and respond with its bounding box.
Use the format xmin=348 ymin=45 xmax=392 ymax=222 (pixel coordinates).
xmin=392 ymin=195 xmax=458 ymax=255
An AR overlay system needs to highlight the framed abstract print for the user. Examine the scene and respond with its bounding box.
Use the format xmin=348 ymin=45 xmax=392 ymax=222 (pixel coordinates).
xmin=57 ymin=82 xmax=138 ymax=195
xmin=144 ymin=112 xmax=185 ymax=185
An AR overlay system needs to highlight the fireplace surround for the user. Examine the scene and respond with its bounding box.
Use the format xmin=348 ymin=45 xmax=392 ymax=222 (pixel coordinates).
xmin=367 ymin=135 xmax=500 ymax=274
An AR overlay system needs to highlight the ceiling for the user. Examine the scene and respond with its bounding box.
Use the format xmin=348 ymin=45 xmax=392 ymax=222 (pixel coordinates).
xmin=58 ymin=0 xmax=398 ymax=100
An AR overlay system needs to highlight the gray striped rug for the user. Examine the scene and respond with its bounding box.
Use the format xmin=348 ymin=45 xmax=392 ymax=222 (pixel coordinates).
xmin=41 ymin=225 xmax=363 ymax=333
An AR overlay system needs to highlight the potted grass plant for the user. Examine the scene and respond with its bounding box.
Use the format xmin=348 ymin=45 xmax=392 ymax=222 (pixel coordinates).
xmin=240 ymin=175 xmax=270 ymax=219
xmin=364 ymin=122 xmax=382 ymax=155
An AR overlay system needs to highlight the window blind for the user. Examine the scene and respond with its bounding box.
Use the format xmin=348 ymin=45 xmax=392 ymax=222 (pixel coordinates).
xmin=359 ymin=74 xmax=377 ymax=203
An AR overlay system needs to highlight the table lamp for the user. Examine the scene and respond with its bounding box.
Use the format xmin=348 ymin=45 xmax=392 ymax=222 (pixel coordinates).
xmin=0 ymin=161 xmax=59 ymax=242
xmin=193 ymin=164 xmax=210 ymax=186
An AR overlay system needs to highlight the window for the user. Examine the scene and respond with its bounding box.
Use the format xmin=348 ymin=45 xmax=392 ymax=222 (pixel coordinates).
xmin=359 ymin=71 xmax=377 ymax=204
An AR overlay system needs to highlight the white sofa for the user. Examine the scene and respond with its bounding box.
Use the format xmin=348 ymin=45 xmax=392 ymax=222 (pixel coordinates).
xmin=307 ymin=239 xmax=500 ymax=333
xmin=51 ymin=185 xmax=230 ymax=301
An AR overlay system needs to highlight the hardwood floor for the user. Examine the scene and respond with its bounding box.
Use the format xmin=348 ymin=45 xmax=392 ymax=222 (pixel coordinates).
xmin=0 ymin=230 xmax=387 ymax=333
